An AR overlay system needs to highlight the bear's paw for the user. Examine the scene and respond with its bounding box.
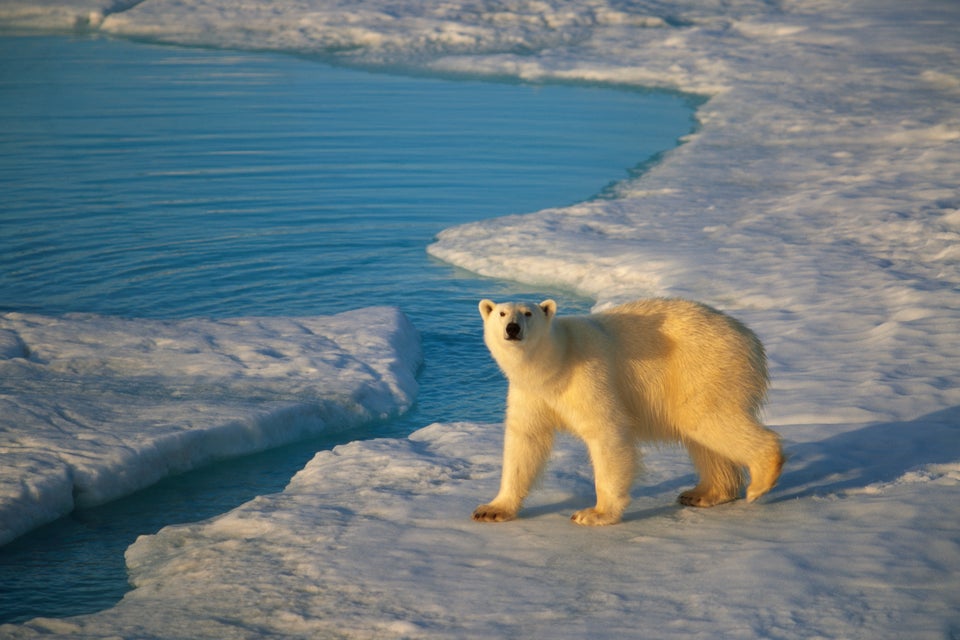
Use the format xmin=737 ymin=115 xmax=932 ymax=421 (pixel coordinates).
xmin=677 ymin=488 xmax=737 ymax=508
xmin=570 ymin=507 xmax=621 ymax=526
xmin=472 ymin=504 xmax=516 ymax=523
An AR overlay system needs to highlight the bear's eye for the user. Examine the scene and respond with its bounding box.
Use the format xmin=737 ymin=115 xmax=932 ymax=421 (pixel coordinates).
xmin=499 ymin=311 xmax=506 ymax=317
xmin=524 ymin=311 xmax=532 ymax=317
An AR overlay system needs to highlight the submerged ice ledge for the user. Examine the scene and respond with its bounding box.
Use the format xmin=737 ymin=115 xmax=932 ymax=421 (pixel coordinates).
xmin=0 ymin=307 xmax=421 ymax=546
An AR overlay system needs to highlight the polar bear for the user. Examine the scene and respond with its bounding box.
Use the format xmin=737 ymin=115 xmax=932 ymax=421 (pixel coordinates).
xmin=474 ymin=298 xmax=783 ymax=526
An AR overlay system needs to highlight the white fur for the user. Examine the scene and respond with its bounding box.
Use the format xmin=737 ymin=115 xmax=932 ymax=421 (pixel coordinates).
xmin=475 ymin=298 xmax=783 ymax=526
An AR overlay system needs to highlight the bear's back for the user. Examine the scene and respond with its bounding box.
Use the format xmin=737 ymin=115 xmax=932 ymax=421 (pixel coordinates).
xmin=597 ymin=298 xmax=762 ymax=359
xmin=592 ymin=298 xmax=768 ymax=416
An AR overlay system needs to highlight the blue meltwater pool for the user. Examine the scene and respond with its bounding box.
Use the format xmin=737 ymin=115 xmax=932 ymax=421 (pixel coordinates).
xmin=0 ymin=34 xmax=695 ymax=623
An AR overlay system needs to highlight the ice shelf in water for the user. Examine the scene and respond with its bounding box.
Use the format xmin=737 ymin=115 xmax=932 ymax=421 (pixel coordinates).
xmin=0 ymin=309 xmax=421 ymax=546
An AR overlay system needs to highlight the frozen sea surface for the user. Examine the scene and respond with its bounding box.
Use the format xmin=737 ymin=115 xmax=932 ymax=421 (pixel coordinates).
xmin=2 ymin=0 xmax=960 ymax=638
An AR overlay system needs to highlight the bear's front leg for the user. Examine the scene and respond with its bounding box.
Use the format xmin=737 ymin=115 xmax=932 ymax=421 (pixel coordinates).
xmin=571 ymin=428 xmax=637 ymax=526
xmin=473 ymin=411 xmax=554 ymax=523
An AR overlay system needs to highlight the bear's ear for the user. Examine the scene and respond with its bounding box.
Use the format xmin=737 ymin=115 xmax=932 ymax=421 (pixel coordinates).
xmin=479 ymin=299 xmax=497 ymax=320
xmin=539 ymin=299 xmax=557 ymax=318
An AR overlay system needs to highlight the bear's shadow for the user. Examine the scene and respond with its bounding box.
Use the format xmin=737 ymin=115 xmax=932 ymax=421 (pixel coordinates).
xmin=771 ymin=405 xmax=960 ymax=502
xmin=520 ymin=495 xmax=680 ymax=523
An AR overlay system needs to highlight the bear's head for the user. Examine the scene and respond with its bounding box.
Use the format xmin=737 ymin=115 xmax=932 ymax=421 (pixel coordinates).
xmin=479 ymin=299 xmax=557 ymax=356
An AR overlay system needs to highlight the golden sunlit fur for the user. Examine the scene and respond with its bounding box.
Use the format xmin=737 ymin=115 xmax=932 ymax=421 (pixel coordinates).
xmin=474 ymin=298 xmax=783 ymax=526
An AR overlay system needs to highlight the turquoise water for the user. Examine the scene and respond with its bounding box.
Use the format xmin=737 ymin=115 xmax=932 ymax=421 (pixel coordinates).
xmin=0 ymin=35 xmax=694 ymax=623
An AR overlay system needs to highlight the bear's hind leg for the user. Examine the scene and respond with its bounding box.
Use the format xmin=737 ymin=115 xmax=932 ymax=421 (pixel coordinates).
xmin=746 ymin=443 xmax=785 ymax=503
xmin=679 ymin=417 xmax=783 ymax=505
xmin=678 ymin=440 xmax=743 ymax=507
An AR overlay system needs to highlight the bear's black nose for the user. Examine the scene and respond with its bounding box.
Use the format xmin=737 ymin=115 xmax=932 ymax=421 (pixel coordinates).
xmin=505 ymin=322 xmax=521 ymax=340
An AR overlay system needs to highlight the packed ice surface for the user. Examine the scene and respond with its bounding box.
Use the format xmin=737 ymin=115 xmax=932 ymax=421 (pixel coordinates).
xmin=7 ymin=418 xmax=960 ymax=638
xmin=0 ymin=309 xmax=421 ymax=546
xmin=3 ymin=0 xmax=960 ymax=638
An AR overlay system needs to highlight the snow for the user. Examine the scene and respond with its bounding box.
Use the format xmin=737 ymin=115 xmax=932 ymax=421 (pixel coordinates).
xmin=0 ymin=309 xmax=421 ymax=546
xmin=5 ymin=419 xmax=960 ymax=638
xmin=3 ymin=0 xmax=960 ymax=638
